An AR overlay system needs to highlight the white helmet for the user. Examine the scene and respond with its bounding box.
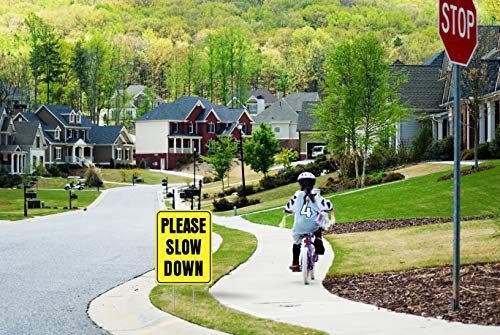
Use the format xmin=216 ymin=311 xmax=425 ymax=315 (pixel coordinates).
xmin=297 ymin=172 xmax=316 ymax=188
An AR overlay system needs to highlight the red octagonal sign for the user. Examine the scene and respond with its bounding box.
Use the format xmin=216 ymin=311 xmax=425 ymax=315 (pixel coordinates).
xmin=439 ymin=0 xmax=478 ymax=66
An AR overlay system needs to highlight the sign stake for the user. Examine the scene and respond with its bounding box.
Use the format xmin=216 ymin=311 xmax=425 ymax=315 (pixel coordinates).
xmin=451 ymin=63 xmax=461 ymax=311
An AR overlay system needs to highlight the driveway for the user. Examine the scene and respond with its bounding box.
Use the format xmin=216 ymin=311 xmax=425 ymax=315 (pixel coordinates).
xmin=0 ymin=185 xmax=161 ymax=335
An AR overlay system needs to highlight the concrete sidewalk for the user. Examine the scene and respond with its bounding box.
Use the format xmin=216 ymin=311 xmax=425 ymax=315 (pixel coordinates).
xmin=211 ymin=215 xmax=499 ymax=335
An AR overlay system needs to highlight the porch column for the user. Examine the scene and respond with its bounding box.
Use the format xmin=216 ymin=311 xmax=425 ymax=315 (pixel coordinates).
xmin=90 ymin=147 xmax=94 ymax=161
xmin=437 ymin=119 xmax=443 ymax=140
xmin=11 ymin=154 xmax=14 ymax=173
xmin=16 ymin=154 xmax=21 ymax=173
xmin=72 ymin=146 xmax=76 ymax=163
xmin=181 ymin=139 xmax=184 ymax=153
xmin=479 ymin=104 xmax=486 ymax=144
xmin=466 ymin=106 xmax=470 ymax=149
xmin=487 ymin=101 xmax=495 ymax=142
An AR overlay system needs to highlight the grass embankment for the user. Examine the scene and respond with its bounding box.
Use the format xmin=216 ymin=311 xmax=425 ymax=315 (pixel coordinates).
xmin=99 ymin=169 xmax=191 ymax=185
xmin=150 ymin=224 xmax=326 ymax=335
xmin=326 ymin=219 xmax=500 ymax=276
xmin=244 ymin=160 xmax=500 ymax=226
xmin=0 ymin=188 xmax=99 ymax=221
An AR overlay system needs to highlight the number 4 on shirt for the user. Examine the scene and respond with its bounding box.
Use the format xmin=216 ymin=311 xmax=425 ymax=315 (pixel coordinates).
xmin=300 ymin=203 xmax=312 ymax=217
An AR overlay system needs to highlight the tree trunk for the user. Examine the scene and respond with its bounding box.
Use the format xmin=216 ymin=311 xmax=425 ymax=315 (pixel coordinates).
xmin=361 ymin=149 xmax=367 ymax=188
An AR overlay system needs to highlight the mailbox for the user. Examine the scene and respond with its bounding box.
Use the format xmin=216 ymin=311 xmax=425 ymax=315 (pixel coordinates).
xmin=166 ymin=192 xmax=174 ymax=198
xmin=179 ymin=192 xmax=186 ymax=199
xmin=161 ymin=179 xmax=168 ymax=187
xmin=25 ymin=191 xmax=37 ymax=199
xmin=184 ymin=188 xmax=200 ymax=198
xmin=70 ymin=193 xmax=78 ymax=200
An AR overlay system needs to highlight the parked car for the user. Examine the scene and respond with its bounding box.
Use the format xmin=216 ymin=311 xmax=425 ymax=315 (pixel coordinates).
xmin=311 ymin=145 xmax=325 ymax=158
xmin=64 ymin=181 xmax=85 ymax=191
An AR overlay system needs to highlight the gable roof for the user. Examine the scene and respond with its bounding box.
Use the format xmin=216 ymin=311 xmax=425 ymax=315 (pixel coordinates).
xmin=12 ymin=121 xmax=42 ymax=146
xmin=297 ymin=101 xmax=320 ymax=132
xmin=253 ymin=92 xmax=319 ymax=123
xmin=395 ymin=65 xmax=445 ymax=112
xmin=16 ymin=112 xmax=40 ymax=123
xmin=37 ymin=105 xmax=94 ymax=128
xmin=248 ymin=89 xmax=278 ymax=103
xmin=110 ymin=85 xmax=165 ymax=108
xmin=137 ymin=96 xmax=246 ymax=123
xmin=90 ymin=126 xmax=124 ymax=145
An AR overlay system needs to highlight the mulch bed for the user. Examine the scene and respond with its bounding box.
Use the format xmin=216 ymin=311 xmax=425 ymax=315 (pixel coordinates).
xmin=324 ymin=215 xmax=499 ymax=326
xmin=323 ymin=263 xmax=500 ymax=326
xmin=325 ymin=215 xmax=496 ymax=234
xmin=437 ymin=165 xmax=495 ymax=181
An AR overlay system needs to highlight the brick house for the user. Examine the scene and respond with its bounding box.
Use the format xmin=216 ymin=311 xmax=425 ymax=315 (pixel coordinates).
xmin=135 ymin=96 xmax=253 ymax=170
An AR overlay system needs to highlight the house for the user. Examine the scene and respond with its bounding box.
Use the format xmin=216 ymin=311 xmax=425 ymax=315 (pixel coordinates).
xmin=135 ymin=96 xmax=253 ymax=170
xmin=393 ymin=62 xmax=446 ymax=148
xmin=297 ymin=101 xmax=324 ymax=160
xmin=99 ymin=85 xmax=165 ymax=126
xmin=436 ymin=26 xmax=500 ymax=149
xmin=0 ymin=110 xmax=28 ymax=174
xmin=253 ymin=92 xmax=319 ymax=152
xmin=14 ymin=105 xmax=135 ymax=167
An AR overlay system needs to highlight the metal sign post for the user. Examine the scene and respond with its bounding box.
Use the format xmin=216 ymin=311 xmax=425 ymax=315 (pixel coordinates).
xmin=451 ymin=64 xmax=461 ymax=311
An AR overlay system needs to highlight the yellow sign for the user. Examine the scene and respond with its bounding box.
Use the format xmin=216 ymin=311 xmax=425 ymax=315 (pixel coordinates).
xmin=155 ymin=210 xmax=212 ymax=285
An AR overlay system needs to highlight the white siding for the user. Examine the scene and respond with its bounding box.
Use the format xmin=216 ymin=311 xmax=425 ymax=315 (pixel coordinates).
xmin=135 ymin=121 xmax=169 ymax=154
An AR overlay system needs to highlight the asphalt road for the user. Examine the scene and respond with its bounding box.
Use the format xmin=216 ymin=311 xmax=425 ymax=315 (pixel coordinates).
xmin=0 ymin=185 xmax=161 ymax=335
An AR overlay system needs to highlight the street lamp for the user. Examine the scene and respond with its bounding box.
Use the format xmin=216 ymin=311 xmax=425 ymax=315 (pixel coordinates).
xmin=236 ymin=123 xmax=246 ymax=196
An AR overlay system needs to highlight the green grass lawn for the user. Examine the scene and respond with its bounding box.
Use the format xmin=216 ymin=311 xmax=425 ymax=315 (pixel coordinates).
xmin=150 ymin=224 xmax=326 ymax=335
xmin=99 ymin=169 xmax=191 ymax=185
xmin=0 ymin=188 xmax=100 ymax=220
xmin=244 ymin=160 xmax=500 ymax=226
xmin=326 ymin=219 xmax=500 ymax=276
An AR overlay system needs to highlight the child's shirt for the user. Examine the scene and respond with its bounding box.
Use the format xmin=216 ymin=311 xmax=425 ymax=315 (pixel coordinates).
xmin=285 ymin=190 xmax=333 ymax=236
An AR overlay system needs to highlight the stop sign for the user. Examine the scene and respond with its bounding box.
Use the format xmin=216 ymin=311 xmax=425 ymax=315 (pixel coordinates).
xmin=439 ymin=0 xmax=478 ymax=66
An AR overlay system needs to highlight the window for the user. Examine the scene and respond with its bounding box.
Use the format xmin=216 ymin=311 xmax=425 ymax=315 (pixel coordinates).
xmin=188 ymin=123 xmax=194 ymax=134
xmin=125 ymin=149 xmax=130 ymax=160
xmin=274 ymin=127 xmax=280 ymax=133
xmin=36 ymin=136 xmax=40 ymax=148
xmin=116 ymin=148 xmax=122 ymax=160
xmin=67 ymin=129 xmax=72 ymax=138
xmin=247 ymin=103 xmax=257 ymax=113
xmin=75 ymin=130 xmax=79 ymax=139
xmin=207 ymin=123 xmax=215 ymax=133
xmin=69 ymin=113 xmax=75 ymax=123
xmin=55 ymin=129 xmax=60 ymax=140
xmin=55 ymin=147 xmax=62 ymax=160
xmin=172 ymin=123 xmax=179 ymax=133
xmin=76 ymin=113 xmax=82 ymax=123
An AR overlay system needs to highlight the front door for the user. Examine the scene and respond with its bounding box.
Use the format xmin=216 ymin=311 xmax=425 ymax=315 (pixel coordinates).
xmin=160 ymin=158 xmax=165 ymax=170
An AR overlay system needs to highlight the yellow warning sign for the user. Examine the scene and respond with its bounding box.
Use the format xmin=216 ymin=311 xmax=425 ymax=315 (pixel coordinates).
xmin=155 ymin=210 xmax=212 ymax=285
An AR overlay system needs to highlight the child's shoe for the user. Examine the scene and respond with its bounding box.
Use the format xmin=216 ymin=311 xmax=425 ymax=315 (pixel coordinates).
xmin=289 ymin=264 xmax=301 ymax=272
xmin=314 ymin=238 xmax=325 ymax=255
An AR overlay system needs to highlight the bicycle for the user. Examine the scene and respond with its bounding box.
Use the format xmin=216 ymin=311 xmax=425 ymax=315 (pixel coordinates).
xmin=300 ymin=233 xmax=318 ymax=285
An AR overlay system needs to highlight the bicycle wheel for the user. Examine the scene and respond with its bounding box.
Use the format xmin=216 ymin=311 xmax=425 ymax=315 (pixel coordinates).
xmin=301 ymin=244 xmax=311 ymax=285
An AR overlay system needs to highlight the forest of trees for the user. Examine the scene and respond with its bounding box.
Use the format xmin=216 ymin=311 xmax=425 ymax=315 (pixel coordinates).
xmin=0 ymin=0 xmax=497 ymax=123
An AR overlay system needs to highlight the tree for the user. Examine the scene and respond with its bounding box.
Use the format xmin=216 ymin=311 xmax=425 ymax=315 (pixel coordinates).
xmin=315 ymin=34 xmax=408 ymax=187
xmin=24 ymin=13 xmax=64 ymax=107
xmin=276 ymin=148 xmax=298 ymax=170
xmin=201 ymin=136 xmax=237 ymax=192
xmin=243 ymin=123 xmax=279 ymax=177
xmin=461 ymin=29 xmax=496 ymax=169
xmin=136 ymin=86 xmax=156 ymax=118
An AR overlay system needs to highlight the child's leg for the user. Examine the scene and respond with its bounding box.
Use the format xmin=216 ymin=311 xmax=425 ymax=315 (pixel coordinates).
xmin=313 ymin=228 xmax=325 ymax=255
xmin=292 ymin=243 xmax=301 ymax=265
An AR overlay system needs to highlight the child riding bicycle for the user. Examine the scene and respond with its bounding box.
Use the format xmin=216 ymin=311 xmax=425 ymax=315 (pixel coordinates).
xmin=284 ymin=172 xmax=335 ymax=272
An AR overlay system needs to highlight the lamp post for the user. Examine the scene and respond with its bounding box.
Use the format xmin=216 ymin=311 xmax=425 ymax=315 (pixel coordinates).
xmin=236 ymin=123 xmax=246 ymax=196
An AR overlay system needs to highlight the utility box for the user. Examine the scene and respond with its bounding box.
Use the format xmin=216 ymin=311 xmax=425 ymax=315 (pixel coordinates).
xmin=28 ymin=200 xmax=43 ymax=208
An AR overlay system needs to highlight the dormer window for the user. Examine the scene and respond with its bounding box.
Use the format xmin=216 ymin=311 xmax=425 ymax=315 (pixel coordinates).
xmin=69 ymin=112 xmax=75 ymax=123
xmin=67 ymin=129 xmax=72 ymax=138
xmin=188 ymin=123 xmax=194 ymax=134
xmin=55 ymin=129 xmax=60 ymax=140
xmin=76 ymin=112 xmax=82 ymax=124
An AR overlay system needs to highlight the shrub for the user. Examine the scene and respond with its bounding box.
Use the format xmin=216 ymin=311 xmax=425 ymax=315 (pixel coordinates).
xmin=0 ymin=172 xmax=23 ymax=188
xmin=489 ymin=125 xmax=500 ymax=158
xmin=411 ymin=125 xmax=434 ymax=162
xmin=477 ymin=143 xmax=492 ymax=159
xmin=202 ymin=176 xmax=213 ymax=184
xmin=47 ymin=164 xmax=60 ymax=177
xmin=381 ymin=172 xmax=405 ymax=183
xmin=461 ymin=149 xmax=474 ymax=160
xmin=423 ymin=141 xmax=441 ymax=160
xmin=109 ymin=158 xmax=115 ymax=169
xmin=119 ymin=169 xmax=131 ymax=182
xmin=85 ymin=163 xmax=103 ymax=187
xmin=212 ymin=196 xmax=260 ymax=212
xmin=237 ymin=185 xmax=257 ymax=197
xmin=363 ymin=176 xmax=382 ymax=186
xmin=439 ymin=136 xmax=454 ymax=160
xmin=139 ymin=159 xmax=148 ymax=169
